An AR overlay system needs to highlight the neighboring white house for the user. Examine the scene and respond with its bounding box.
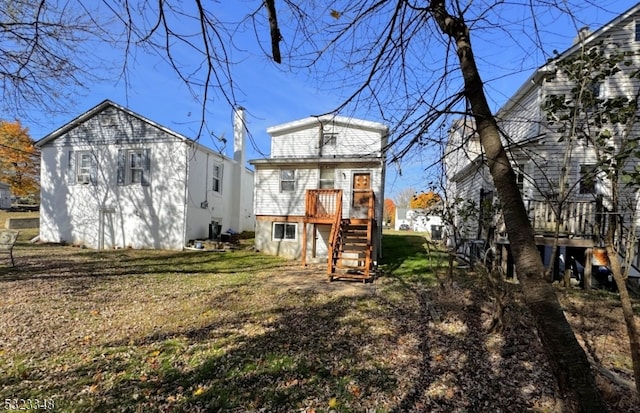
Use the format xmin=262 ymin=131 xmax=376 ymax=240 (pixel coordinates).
xmin=35 ymin=100 xmax=255 ymax=250
xmin=0 ymin=182 xmax=11 ymax=210
xmin=443 ymin=4 xmax=640 ymax=285
xmin=249 ymin=115 xmax=388 ymax=279
xmin=395 ymin=208 xmax=444 ymax=240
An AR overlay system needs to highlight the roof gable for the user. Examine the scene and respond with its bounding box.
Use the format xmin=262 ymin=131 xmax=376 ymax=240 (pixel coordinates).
xmin=266 ymin=115 xmax=388 ymax=136
xmin=35 ymin=100 xmax=191 ymax=148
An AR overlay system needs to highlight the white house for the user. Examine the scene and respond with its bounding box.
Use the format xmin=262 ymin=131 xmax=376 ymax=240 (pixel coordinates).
xmin=250 ymin=115 xmax=388 ymax=280
xmin=35 ymin=100 xmax=255 ymax=250
xmin=0 ymin=182 xmax=11 ymax=210
xmin=395 ymin=207 xmax=444 ymax=240
xmin=444 ymin=4 xmax=640 ymax=286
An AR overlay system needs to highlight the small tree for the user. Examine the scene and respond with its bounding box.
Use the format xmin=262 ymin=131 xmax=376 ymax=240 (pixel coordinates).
xmin=409 ymin=191 xmax=441 ymax=209
xmin=0 ymin=120 xmax=40 ymax=198
xmin=383 ymin=198 xmax=396 ymax=227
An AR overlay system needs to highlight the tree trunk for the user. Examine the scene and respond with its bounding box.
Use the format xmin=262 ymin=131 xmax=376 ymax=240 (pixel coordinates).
xmin=604 ymin=185 xmax=640 ymax=396
xmin=429 ymin=2 xmax=607 ymax=411
xmin=605 ymin=240 xmax=640 ymax=396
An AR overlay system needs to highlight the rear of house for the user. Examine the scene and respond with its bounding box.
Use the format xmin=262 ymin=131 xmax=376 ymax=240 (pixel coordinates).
xmin=250 ymin=115 xmax=388 ymax=279
xmin=36 ymin=100 xmax=254 ymax=250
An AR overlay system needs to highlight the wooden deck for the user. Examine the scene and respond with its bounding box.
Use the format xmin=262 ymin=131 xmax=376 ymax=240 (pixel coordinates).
xmin=302 ymin=189 xmax=376 ymax=281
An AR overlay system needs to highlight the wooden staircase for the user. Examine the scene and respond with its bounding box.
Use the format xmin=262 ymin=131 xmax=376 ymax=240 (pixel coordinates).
xmin=302 ymin=188 xmax=376 ymax=282
xmin=329 ymin=219 xmax=374 ymax=282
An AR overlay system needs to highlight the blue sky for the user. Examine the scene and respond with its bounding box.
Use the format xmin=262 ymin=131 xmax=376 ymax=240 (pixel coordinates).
xmin=21 ymin=1 xmax=638 ymax=201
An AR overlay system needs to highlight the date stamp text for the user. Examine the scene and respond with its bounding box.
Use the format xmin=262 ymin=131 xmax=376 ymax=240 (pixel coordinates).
xmin=4 ymin=398 xmax=55 ymax=410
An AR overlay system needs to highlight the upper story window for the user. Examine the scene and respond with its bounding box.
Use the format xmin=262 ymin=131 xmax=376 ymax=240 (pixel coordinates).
xmin=77 ymin=152 xmax=93 ymax=184
xmin=579 ymin=164 xmax=596 ymax=194
xmin=212 ymin=163 xmax=223 ymax=193
xmin=635 ymin=21 xmax=640 ymax=41
xmin=68 ymin=150 xmax=96 ymax=185
xmin=280 ymin=169 xmax=295 ymax=192
xmin=322 ymin=132 xmax=337 ymax=147
xmin=319 ymin=168 xmax=335 ymax=189
xmin=117 ymin=148 xmax=150 ymax=186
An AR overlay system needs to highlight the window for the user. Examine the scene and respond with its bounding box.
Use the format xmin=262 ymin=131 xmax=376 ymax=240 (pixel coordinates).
xmin=77 ymin=152 xmax=93 ymax=184
xmin=280 ymin=169 xmax=295 ymax=192
xmin=129 ymin=151 xmax=145 ymax=184
xmin=515 ymin=172 xmax=524 ymax=192
xmin=273 ymin=222 xmax=297 ymax=240
xmin=579 ymin=164 xmax=596 ymax=194
xmin=319 ymin=168 xmax=335 ymax=189
xmin=636 ymin=21 xmax=640 ymax=41
xmin=212 ymin=163 xmax=223 ymax=193
xmin=117 ymin=148 xmax=150 ymax=186
xmin=322 ymin=132 xmax=337 ymax=146
xmin=67 ymin=150 xmax=96 ymax=185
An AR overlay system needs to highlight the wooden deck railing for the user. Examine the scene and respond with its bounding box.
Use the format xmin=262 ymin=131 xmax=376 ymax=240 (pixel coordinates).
xmin=327 ymin=194 xmax=344 ymax=275
xmin=305 ymin=189 xmax=342 ymax=221
xmin=527 ymin=199 xmax=596 ymax=237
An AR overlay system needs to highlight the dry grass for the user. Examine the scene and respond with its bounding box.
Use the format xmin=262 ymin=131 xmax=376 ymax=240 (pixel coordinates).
xmin=0 ymin=230 xmax=637 ymax=412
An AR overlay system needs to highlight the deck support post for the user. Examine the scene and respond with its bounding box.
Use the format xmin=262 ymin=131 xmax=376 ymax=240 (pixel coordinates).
xmin=584 ymin=247 xmax=592 ymax=290
xmin=301 ymin=222 xmax=307 ymax=267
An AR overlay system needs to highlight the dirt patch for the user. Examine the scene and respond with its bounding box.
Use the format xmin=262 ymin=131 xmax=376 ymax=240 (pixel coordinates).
xmin=263 ymin=263 xmax=377 ymax=297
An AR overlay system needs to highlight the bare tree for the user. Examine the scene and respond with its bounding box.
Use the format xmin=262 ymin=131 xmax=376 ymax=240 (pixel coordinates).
xmin=0 ymin=0 xmax=115 ymax=120
xmin=5 ymin=0 xmax=627 ymax=409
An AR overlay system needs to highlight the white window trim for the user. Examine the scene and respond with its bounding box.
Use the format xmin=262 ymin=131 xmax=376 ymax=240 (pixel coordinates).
xmin=76 ymin=152 xmax=93 ymax=185
xmin=280 ymin=169 xmax=296 ymax=192
xmin=129 ymin=151 xmax=145 ymax=184
xmin=212 ymin=162 xmax=223 ymax=193
xmin=319 ymin=168 xmax=335 ymax=189
xmin=117 ymin=148 xmax=150 ymax=186
xmin=272 ymin=222 xmax=297 ymax=241
xmin=321 ymin=132 xmax=337 ymax=147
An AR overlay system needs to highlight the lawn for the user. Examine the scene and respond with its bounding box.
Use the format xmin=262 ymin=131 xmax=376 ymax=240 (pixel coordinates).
xmin=0 ymin=230 xmax=638 ymax=412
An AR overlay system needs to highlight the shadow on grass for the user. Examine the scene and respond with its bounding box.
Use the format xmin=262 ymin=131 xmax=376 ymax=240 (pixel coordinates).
xmin=0 ymin=235 xmax=573 ymax=412
xmin=2 ymin=294 xmax=400 ymax=412
xmin=0 ymin=245 xmax=287 ymax=283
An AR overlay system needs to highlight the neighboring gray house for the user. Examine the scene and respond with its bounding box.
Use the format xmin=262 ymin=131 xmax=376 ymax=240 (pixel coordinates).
xmin=250 ymin=115 xmax=388 ymax=280
xmin=444 ymin=4 xmax=640 ymax=285
xmin=35 ymin=100 xmax=255 ymax=250
xmin=0 ymin=182 xmax=11 ymax=210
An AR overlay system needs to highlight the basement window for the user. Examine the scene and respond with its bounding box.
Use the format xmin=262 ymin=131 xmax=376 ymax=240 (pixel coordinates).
xmin=273 ymin=222 xmax=297 ymax=241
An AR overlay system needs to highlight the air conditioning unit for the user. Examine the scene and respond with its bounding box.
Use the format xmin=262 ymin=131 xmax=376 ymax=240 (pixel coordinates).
xmin=77 ymin=175 xmax=91 ymax=185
